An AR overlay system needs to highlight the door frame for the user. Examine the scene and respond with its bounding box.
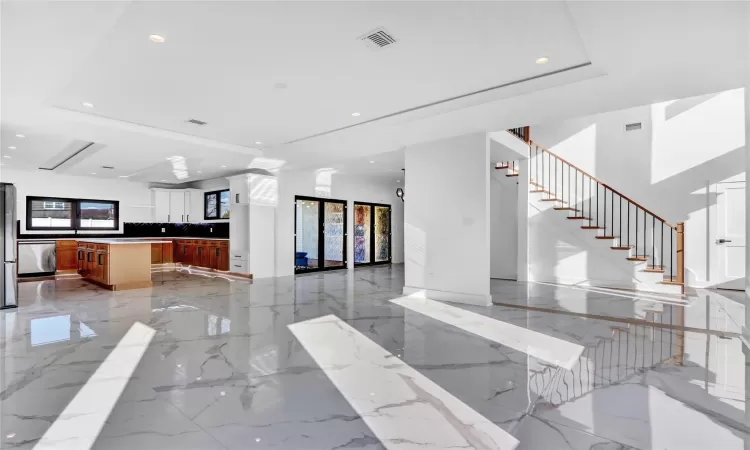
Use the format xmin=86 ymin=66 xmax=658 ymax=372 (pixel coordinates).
xmin=294 ymin=196 xmax=348 ymax=274
xmin=353 ymin=201 xmax=392 ymax=266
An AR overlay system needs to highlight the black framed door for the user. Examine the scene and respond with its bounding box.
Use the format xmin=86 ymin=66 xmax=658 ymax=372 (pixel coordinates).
xmin=294 ymin=196 xmax=347 ymax=274
xmin=353 ymin=202 xmax=392 ymax=266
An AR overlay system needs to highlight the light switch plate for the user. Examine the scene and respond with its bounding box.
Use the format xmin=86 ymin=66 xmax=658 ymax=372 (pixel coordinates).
xmin=210 ymin=228 xmax=213 ymax=233
xmin=161 ymin=228 xmax=166 ymax=233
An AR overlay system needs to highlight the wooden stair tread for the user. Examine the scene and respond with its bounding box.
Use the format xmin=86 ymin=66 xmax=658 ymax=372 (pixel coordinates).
xmin=595 ymin=236 xmax=617 ymax=240
xmin=567 ymin=216 xmax=592 ymax=220
xmin=530 ymin=190 xmax=551 ymax=194
xmin=581 ymin=226 xmax=602 ymax=229
xmin=643 ymin=268 xmax=666 ymax=273
xmin=611 ymin=246 xmax=633 ymax=250
xmin=553 ymin=207 xmax=578 ymax=211
xmin=627 ymin=256 xmax=649 ymax=261
xmin=660 ymin=279 xmax=683 ymax=286
xmin=506 ymin=173 xmax=519 ymax=177
xmin=540 ymin=198 xmax=562 ymax=202
xmin=495 ymin=165 xmax=510 ymax=169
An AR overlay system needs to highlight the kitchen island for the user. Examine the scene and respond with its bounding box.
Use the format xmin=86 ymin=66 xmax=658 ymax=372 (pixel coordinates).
xmin=77 ymin=239 xmax=173 ymax=291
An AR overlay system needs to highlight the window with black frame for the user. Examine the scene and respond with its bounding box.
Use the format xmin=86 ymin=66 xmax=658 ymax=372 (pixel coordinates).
xmin=204 ymin=190 xmax=230 ymax=220
xmin=26 ymin=197 xmax=119 ymax=230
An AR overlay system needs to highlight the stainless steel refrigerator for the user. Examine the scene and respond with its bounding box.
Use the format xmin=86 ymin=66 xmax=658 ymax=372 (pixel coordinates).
xmin=1 ymin=183 xmax=17 ymax=309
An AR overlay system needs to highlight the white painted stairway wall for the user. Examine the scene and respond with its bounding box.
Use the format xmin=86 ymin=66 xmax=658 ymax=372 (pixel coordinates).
xmin=493 ymin=153 xmax=683 ymax=295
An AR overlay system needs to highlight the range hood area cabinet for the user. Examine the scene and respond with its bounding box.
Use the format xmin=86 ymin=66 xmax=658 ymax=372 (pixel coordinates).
xmin=150 ymin=188 xmax=204 ymax=223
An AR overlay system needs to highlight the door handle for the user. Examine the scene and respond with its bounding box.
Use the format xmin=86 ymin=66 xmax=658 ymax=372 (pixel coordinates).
xmin=717 ymin=239 xmax=733 ymax=244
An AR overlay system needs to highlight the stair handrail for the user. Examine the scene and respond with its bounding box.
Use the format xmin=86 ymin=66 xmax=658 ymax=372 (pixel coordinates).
xmin=529 ymin=139 xmax=675 ymax=229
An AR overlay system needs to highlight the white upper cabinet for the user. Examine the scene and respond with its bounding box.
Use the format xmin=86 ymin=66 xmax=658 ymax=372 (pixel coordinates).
xmin=152 ymin=190 xmax=170 ymax=222
xmin=151 ymin=188 xmax=213 ymax=223
xmin=169 ymin=191 xmax=186 ymax=222
xmin=186 ymin=190 xmax=204 ymax=222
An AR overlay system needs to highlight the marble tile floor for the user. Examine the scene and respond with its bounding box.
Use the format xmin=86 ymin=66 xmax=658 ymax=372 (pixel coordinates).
xmin=0 ymin=266 xmax=748 ymax=449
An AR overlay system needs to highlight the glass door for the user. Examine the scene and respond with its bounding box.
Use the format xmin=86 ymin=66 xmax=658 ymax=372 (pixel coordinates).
xmin=354 ymin=202 xmax=391 ymax=265
xmin=295 ymin=196 xmax=347 ymax=274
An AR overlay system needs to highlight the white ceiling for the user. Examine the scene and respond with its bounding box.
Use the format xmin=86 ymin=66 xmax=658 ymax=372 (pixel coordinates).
xmin=1 ymin=1 xmax=747 ymax=184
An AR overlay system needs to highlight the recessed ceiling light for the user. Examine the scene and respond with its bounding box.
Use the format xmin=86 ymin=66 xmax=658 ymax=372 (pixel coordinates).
xmin=15 ymin=134 xmax=25 ymax=138
xmin=118 ymin=175 xmax=129 ymax=178
xmin=3 ymin=156 xmax=10 ymax=159
xmin=536 ymin=56 xmax=549 ymax=64
xmin=91 ymin=172 xmax=96 ymax=175
xmin=8 ymin=146 xmax=16 ymax=150
xmin=149 ymin=34 xmax=165 ymax=43
xmin=6 ymin=433 xmax=15 ymax=439
xmin=161 ymin=179 xmax=167 ymax=182
xmin=369 ymin=160 xmax=375 ymax=164
xmin=397 ymin=180 xmax=400 ymax=183
xmin=82 ymin=102 xmax=94 ymax=108
xmin=352 ymin=112 xmax=361 ymax=117
xmin=221 ymin=165 xmax=227 ymax=168
xmin=197 ymin=170 xmax=202 ymax=174
xmin=255 ymin=141 xmax=262 ymax=145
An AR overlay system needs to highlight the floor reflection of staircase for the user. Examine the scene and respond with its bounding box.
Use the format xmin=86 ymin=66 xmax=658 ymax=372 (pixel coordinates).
xmin=535 ymin=313 xmax=682 ymax=408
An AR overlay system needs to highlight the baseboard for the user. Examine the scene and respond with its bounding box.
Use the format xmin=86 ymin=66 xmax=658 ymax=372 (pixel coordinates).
xmin=402 ymin=286 xmax=492 ymax=306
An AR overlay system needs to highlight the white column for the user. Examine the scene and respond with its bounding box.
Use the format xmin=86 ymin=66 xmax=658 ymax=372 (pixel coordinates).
xmin=403 ymin=132 xmax=492 ymax=306
xmin=517 ymin=158 xmax=530 ymax=282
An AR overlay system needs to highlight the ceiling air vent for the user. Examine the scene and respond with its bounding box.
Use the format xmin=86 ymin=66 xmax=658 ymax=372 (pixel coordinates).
xmin=101 ymin=165 xmax=115 ymax=170
xmin=186 ymin=118 xmax=208 ymax=126
xmin=359 ymin=27 xmax=397 ymax=51
xmin=625 ymin=122 xmax=642 ymax=131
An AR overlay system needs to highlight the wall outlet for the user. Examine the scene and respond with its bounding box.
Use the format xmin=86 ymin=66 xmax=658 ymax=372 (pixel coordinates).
xmin=210 ymin=228 xmax=213 ymax=233
xmin=161 ymin=228 xmax=166 ymax=233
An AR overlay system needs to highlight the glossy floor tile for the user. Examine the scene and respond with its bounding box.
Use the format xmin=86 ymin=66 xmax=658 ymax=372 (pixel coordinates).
xmin=1 ymin=267 xmax=748 ymax=449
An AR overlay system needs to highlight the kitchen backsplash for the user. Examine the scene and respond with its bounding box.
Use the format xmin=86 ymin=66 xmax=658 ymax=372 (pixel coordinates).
xmin=18 ymin=222 xmax=229 ymax=240
xmin=123 ymin=222 xmax=229 ymax=238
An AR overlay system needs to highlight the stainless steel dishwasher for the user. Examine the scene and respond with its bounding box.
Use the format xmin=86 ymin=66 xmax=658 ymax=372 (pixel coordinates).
xmin=18 ymin=241 xmax=56 ymax=277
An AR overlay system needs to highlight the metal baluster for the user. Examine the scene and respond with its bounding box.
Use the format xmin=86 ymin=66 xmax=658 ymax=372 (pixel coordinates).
xmin=619 ymin=195 xmax=622 ymax=244
xmin=575 ymin=170 xmax=578 ymax=215
xmin=660 ymin=220 xmax=664 ymax=271
xmin=596 ymin=182 xmax=600 ymax=228
xmin=635 ymin=208 xmax=639 ymax=257
xmin=611 ymin=190 xmax=615 ymax=240
xmin=568 ymin=164 xmax=571 ymax=213
xmin=627 ymin=201 xmax=630 ymax=248
xmin=603 ymin=186 xmax=607 ymax=236
xmin=588 ymin=177 xmax=592 ymax=225
xmin=652 ymin=216 xmax=655 ymax=268
xmin=644 ymin=209 xmax=647 ymax=259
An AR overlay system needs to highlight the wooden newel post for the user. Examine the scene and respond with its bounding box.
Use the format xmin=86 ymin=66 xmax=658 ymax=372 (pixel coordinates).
xmin=523 ymin=126 xmax=531 ymax=144
xmin=676 ymin=222 xmax=685 ymax=294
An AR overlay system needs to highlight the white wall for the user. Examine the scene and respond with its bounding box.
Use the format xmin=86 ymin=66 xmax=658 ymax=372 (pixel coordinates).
xmin=404 ymin=132 xmax=491 ymax=305
xmin=0 ymin=168 xmax=152 ymax=234
xmin=490 ymin=171 xmax=518 ymax=279
xmin=530 ymin=88 xmax=746 ymax=288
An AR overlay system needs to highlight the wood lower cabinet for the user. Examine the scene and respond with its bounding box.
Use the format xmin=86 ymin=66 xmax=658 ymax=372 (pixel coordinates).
xmin=151 ymin=243 xmax=163 ymax=264
xmin=56 ymin=240 xmax=78 ymax=272
xmin=162 ymin=242 xmax=174 ymax=263
xmin=170 ymin=239 xmax=229 ymax=271
xmin=216 ymin=246 xmax=229 ymax=271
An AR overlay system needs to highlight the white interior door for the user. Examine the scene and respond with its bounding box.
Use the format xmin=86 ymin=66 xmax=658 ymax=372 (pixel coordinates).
xmin=716 ymin=181 xmax=745 ymax=290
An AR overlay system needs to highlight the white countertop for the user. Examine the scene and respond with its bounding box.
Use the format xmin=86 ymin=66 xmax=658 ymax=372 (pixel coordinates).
xmin=17 ymin=237 xmax=230 ymax=242
xmin=77 ymin=239 xmax=174 ymax=245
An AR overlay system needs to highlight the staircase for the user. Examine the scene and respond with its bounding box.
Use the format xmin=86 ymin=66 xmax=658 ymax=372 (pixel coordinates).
xmin=497 ymin=129 xmax=685 ymax=295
